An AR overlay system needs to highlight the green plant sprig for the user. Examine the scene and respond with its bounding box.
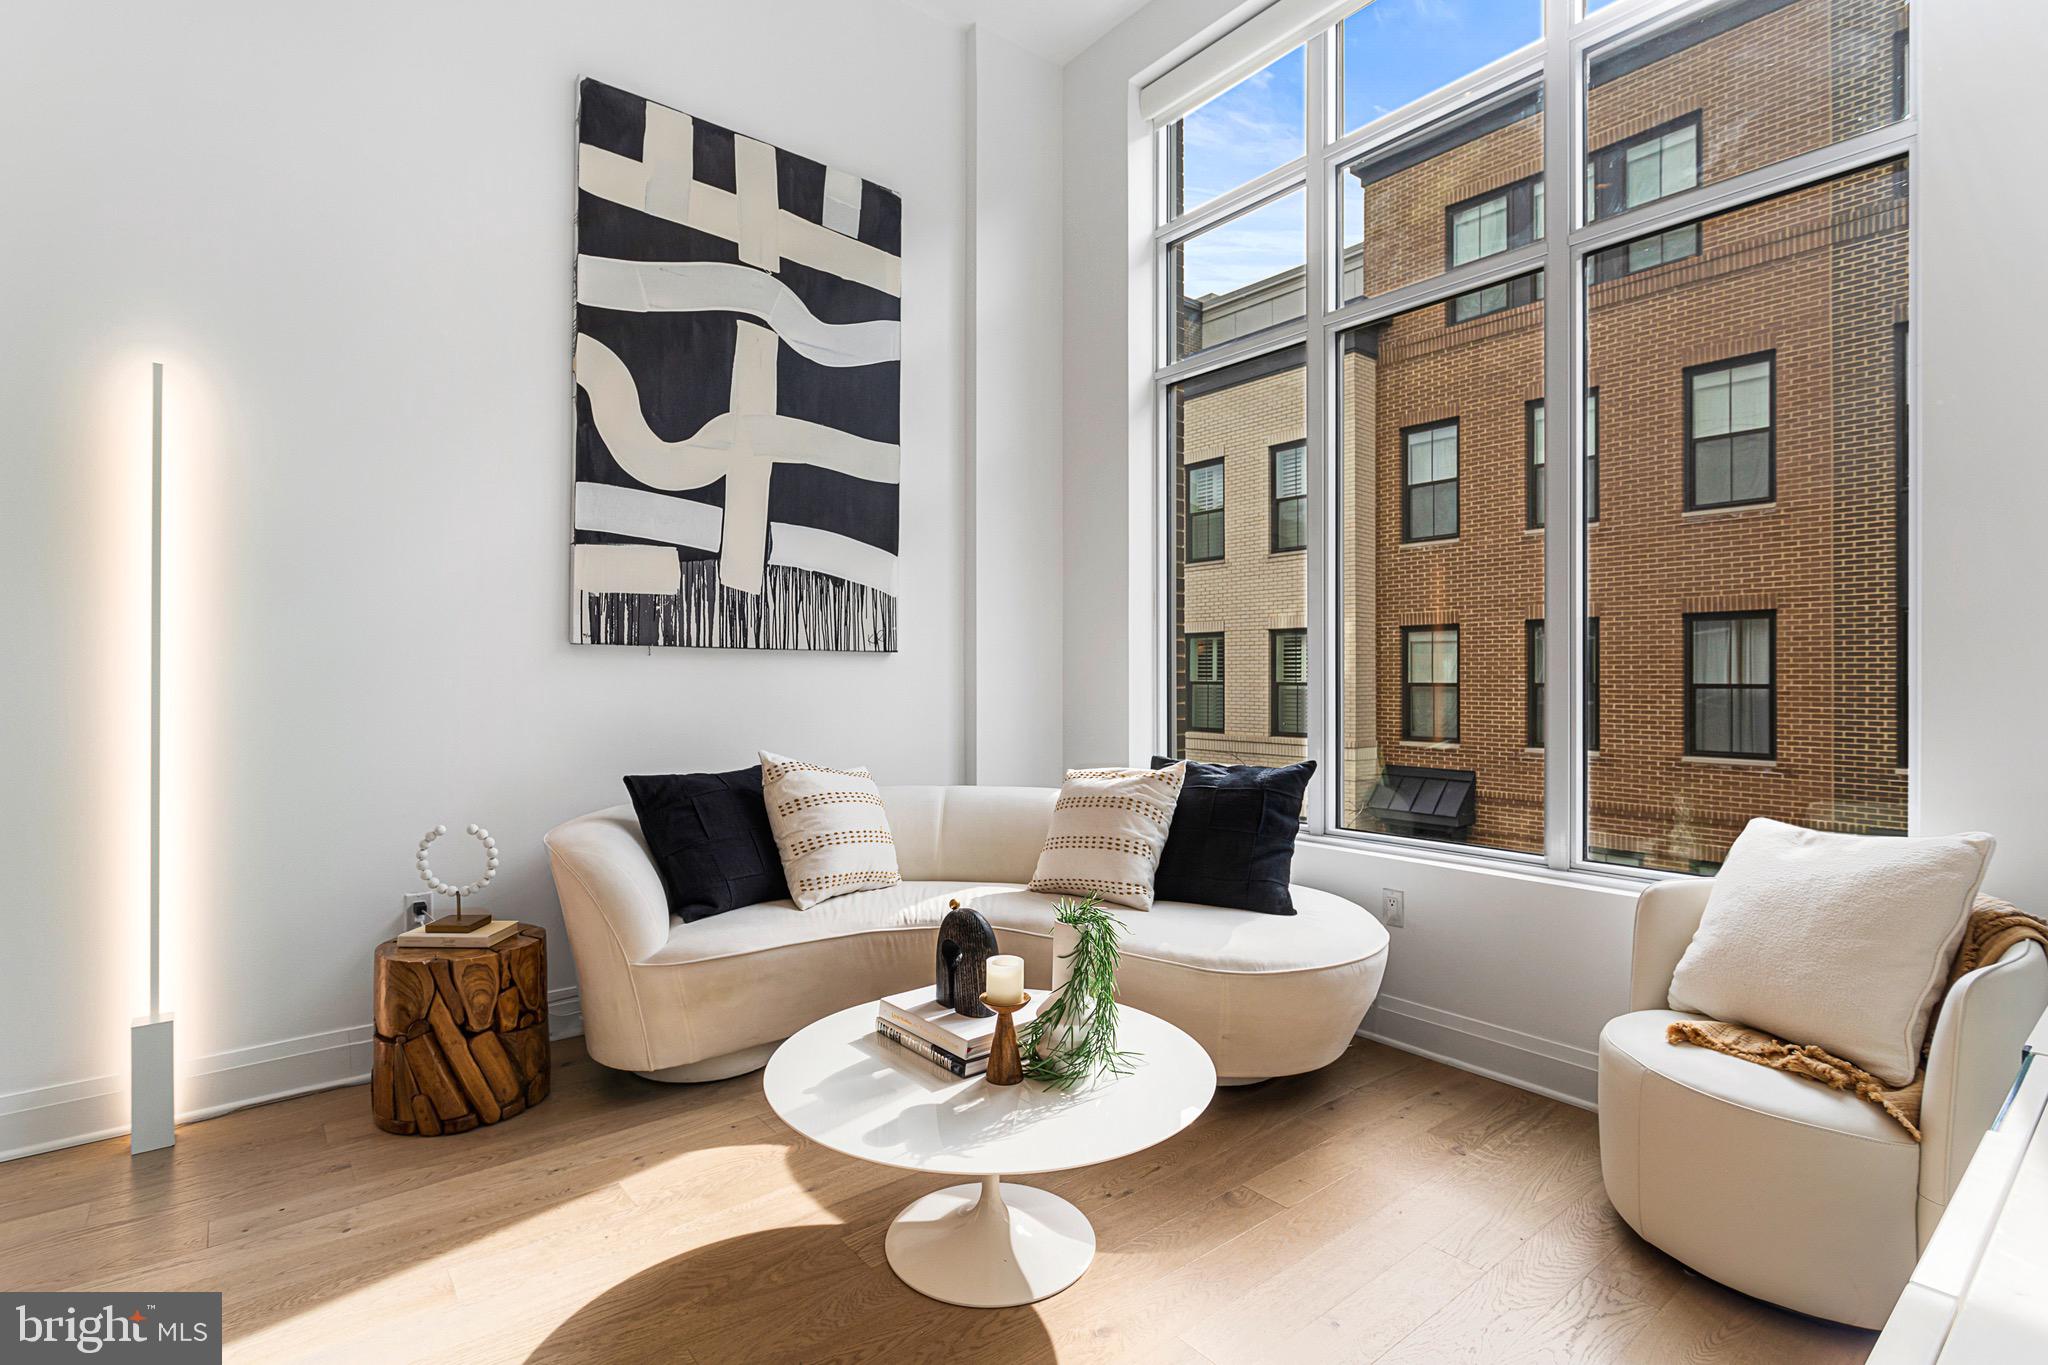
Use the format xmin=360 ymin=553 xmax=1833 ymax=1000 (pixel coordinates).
xmin=1020 ymin=896 xmax=1141 ymax=1090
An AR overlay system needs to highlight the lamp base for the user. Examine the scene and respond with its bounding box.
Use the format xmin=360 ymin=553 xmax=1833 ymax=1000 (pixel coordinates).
xmin=130 ymin=1013 xmax=175 ymax=1155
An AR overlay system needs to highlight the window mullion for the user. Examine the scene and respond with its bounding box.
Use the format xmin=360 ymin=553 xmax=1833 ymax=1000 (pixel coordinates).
xmin=1303 ymin=25 xmax=1335 ymax=834
xmin=1540 ymin=0 xmax=1579 ymax=870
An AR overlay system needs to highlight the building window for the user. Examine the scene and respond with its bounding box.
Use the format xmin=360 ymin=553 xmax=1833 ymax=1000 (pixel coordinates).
xmin=1187 ymin=458 xmax=1224 ymax=561
xmin=1526 ymin=391 xmax=1599 ymax=528
xmin=1447 ymin=273 xmax=1542 ymax=325
xmin=1527 ymin=618 xmax=1599 ymax=749
xmin=1271 ymin=629 xmax=1307 ymax=736
xmin=1402 ymin=420 xmax=1459 ymax=542
xmin=1686 ymin=354 xmax=1775 ymax=510
xmin=1589 ymin=223 xmax=1699 ymax=283
xmin=1402 ymin=626 xmax=1459 ymax=743
xmin=1686 ymin=612 xmax=1775 ymax=759
xmin=1186 ymin=633 xmax=1224 ymax=733
xmin=1447 ymin=175 xmax=1543 ymax=268
xmin=1271 ymin=442 xmax=1307 ymax=552
xmin=1586 ymin=114 xmax=1700 ymax=221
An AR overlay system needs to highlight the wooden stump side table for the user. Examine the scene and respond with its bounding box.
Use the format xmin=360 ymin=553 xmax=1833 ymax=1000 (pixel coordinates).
xmin=371 ymin=925 xmax=550 ymax=1135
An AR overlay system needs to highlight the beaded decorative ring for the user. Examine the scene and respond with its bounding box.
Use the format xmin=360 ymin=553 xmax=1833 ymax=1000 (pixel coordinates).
xmin=417 ymin=823 xmax=499 ymax=900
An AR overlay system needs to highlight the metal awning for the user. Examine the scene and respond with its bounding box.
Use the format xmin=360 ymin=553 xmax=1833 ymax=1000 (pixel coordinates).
xmin=1363 ymin=765 xmax=1478 ymax=837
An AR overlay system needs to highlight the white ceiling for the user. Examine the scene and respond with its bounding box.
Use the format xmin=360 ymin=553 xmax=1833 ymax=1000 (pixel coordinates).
xmin=906 ymin=0 xmax=1156 ymax=64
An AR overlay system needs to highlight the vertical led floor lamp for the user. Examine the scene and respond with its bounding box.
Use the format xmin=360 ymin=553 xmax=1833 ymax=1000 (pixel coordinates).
xmin=131 ymin=361 xmax=175 ymax=1155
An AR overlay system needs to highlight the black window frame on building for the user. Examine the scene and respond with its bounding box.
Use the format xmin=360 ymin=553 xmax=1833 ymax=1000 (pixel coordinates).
xmin=1270 ymin=628 xmax=1308 ymax=737
xmin=1586 ymin=111 xmax=1702 ymax=222
xmin=1401 ymin=625 xmax=1460 ymax=743
xmin=1401 ymin=419 xmax=1460 ymax=543
xmin=1186 ymin=457 xmax=1225 ymax=562
xmin=1270 ymin=441 xmax=1308 ymax=553
xmin=1684 ymin=351 xmax=1777 ymax=511
xmin=1894 ymin=321 xmax=1909 ymax=768
xmin=1446 ymin=271 xmax=1541 ymax=326
xmin=1186 ymin=632 xmax=1225 ymax=734
xmin=1685 ymin=611 xmax=1776 ymax=760
xmin=1589 ymin=222 xmax=1700 ymax=283
xmin=1526 ymin=389 xmax=1600 ymax=529
xmin=1444 ymin=174 xmax=1544 ymax=268
xmin=1527 ymin=618 xmax=1600 ymax=750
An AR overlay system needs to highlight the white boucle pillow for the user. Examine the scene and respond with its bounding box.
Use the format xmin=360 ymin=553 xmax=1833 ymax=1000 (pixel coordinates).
xmin=758 ymin=750 xmax=901 ymax=910
xmin=1668 ymin=818 xmax=1995 ymax=1086
xmin=1027 ymin=763 xmax=1186 ymax=911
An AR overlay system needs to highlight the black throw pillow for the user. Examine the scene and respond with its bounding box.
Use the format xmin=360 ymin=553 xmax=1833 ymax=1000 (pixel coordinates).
xmin=1148 ymin=756 xmax=1314 ymax=915
xmin=623 ymin=768 xmax=789 ymax=923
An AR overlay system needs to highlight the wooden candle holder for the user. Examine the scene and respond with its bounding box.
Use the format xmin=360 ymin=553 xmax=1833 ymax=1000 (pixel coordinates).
xmin=981 ymin=992 xmax=1030 ymax=1086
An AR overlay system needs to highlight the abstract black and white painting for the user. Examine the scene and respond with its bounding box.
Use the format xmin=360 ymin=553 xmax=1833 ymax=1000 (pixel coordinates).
xmin=572 ymin=78 xmax=901 ymax=650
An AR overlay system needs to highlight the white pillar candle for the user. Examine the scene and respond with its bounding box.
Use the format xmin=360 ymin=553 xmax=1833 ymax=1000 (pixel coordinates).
xmin=984 ymin=955 xmax=1025 ymax=1007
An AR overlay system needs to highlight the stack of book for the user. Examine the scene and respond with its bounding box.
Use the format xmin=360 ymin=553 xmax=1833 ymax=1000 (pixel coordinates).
xmin=875 ymin=985 xmax=1042 ymax=1078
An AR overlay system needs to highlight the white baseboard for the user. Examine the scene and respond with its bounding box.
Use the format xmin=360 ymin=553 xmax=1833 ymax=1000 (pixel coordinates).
xmin=0 ymin=987 xmax=583 ymax=1164
xmin=1360 ymin=994 xmax=1598 ymax=1110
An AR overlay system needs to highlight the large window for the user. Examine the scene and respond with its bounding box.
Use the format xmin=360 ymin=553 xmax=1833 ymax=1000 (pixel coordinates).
xmin=1157 ymin=0 xmax=1910 ymax=874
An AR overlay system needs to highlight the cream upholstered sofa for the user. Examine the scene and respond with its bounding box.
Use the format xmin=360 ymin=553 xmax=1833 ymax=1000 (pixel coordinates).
xmin=545 ymin=785 xmax=1390 ymax=1085
xmin=1599 ymin=879 xmax=2048 ymax=1329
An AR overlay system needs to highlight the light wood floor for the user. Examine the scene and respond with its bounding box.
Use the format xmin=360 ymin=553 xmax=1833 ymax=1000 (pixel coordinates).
xmin=0 ymin=1037 xmax=1878 ymax=1364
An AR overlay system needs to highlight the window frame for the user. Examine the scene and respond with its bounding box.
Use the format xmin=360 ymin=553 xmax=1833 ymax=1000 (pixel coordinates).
xmin=1528 ymin=617 xmax=1599 ymax=750
xmin=1401 ymin=624 xmax=1460 ymax=744
xmin=1684 ymin=610 xmax=1777 ymax=761
xmin=1585 ymin=111 xmax=1703 ymax=223
xmin=1271 ymin=627 xmax=1308 ymax=736
xmin=1149 ymin=0 xmax=1916 ymax=879
xmin=1526 ymin=389 xmax=1599 ymax=529
xmin=1185 ymin=631 xmax=1226 ymax=734
xmin=1683 ymin=351 xmax=1778 ymax=512
xmin=1400 ymin=418 xmax=1460 ymax=544
xmin=1270 ymin=440 xmax=1309 ymax=553
xmin=1185 ymin=455 xmax=1226 ymax=563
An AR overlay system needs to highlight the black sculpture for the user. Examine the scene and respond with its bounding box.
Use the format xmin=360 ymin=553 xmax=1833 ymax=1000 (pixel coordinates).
xmin=935 ymin=901 xmax=999 ymax=1018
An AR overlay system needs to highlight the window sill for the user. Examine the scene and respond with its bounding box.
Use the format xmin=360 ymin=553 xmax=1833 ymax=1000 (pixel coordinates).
xmin=1679 ymin=754 xmax=1778 ymax=769
xmin=1269 ymin=546 xmax=1307 ymax=557
xmin=1298 ymin=827 xmax=1660 ymax=894
xmin=1399 ymin=739 xmax=1460 ymax=751
xmin=1400 ymin=536 xmax=1460 ymax=548
xmin=1186 ymin=558 xmax=1225 ymax=569
xmin=1682 ymin=501 xmax=1777 ymax=520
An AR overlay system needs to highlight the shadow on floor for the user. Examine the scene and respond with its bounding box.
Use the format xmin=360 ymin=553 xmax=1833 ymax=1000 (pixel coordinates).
xmin=525 ymin=1222 xmax=1057 ymax=1365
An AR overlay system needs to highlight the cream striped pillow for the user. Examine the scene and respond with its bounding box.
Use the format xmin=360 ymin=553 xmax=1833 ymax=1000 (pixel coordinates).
xmin=1028 ymin=763 xmax=1187 ymax=911
xmin=758 ymin=750 xmax=902 ymax=910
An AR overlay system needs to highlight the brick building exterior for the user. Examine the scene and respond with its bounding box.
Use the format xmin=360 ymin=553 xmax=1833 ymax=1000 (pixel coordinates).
xmin=1172 ymin=0 xmax=1908 ymax=871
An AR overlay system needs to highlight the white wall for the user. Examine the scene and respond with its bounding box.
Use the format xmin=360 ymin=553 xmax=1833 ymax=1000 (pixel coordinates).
xmin=969 ymin=27 xmax=1068 ymax=786
xmin=0 ymin=0 xmax=1062 ymax=1157
xmin=1061 ymin=0 xmax=2048 ymax=1107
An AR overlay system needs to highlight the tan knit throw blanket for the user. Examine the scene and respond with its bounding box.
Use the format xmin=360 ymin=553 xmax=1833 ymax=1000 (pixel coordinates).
xmin=1666 ymin=897 xmax=2045 ymax=1142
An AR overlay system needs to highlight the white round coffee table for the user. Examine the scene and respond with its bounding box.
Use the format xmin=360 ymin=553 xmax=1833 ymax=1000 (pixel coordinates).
xmin=763 ymin=1000 xmax=1216 ymax=1308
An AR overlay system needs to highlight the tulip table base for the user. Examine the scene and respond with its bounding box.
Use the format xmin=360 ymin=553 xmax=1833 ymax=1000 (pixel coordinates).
xmin=884 ymin=1174 xmax=1095 ymax=1308
xmin=763 ymin=1001 xmax=1214 ymax=1309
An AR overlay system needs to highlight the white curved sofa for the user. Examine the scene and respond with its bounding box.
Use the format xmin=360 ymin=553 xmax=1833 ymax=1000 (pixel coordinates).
xmin=545 ymin=784 xmax=1390 ymax=1085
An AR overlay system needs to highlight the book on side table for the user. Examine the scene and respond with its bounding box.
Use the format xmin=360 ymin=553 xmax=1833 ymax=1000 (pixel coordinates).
xmin=876 ymin=985 xmax=1042 ymax=1077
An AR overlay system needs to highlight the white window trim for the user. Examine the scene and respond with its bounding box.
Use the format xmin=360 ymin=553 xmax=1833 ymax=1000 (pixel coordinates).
xmin=1150 ymin=0 xmax=1919 ymax=880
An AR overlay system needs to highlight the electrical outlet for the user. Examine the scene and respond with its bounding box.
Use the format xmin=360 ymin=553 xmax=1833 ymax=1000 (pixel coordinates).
xmin=1381 ymin=889 xmax=1405 ymax=928
xmin=400 ymin=891 xmax=432 ymax=932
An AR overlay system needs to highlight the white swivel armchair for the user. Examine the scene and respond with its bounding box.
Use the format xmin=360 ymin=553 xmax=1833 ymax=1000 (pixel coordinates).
xmin=1599 ymin=878 xmax=2048 ymax=1329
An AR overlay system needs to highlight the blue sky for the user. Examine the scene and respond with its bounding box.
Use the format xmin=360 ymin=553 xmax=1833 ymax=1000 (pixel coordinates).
xmin=1179 ymin=0 xmax=1542 ymax=299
